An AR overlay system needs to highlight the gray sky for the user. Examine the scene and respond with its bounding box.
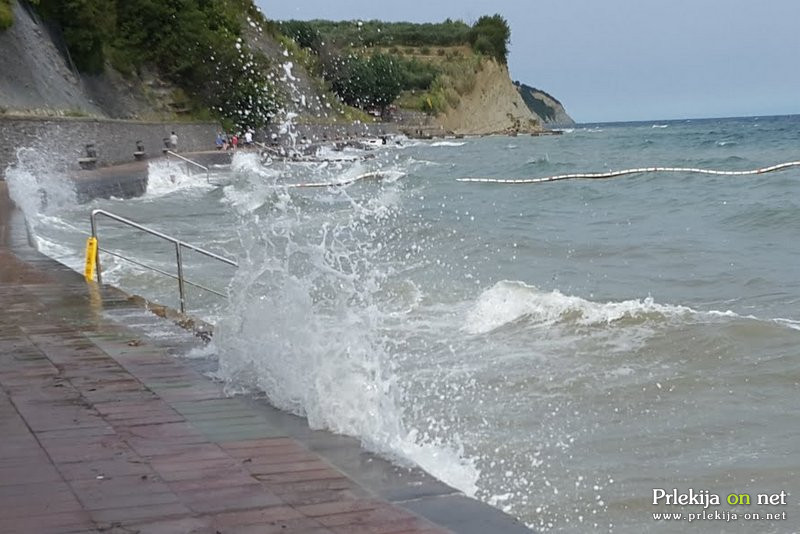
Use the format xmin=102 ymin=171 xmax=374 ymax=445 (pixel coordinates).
xmin=256 ymin=0 xmax=800 ymax=123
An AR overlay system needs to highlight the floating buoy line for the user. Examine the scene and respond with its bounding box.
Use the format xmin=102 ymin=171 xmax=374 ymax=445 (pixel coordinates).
xmin=284 ymin=171 xmax=386 ymax=188
xmin=456 ymin=161 xmax=800 ymax=185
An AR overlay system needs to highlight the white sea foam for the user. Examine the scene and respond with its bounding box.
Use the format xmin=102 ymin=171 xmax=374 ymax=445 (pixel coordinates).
xmin=463 ymin=280 xmax=724 ymax=335
xmin=35 ymin=235 xmax=84 ymax=270
xmin=5 ymin=147 xmax=78 ymax=239
xmin=430 ymin=141 xmax=466 ymax=147
xmin=145 ymin=159 xmax=216 ymax=197
xmin=774 ymin=318 xmax=800 ymax=331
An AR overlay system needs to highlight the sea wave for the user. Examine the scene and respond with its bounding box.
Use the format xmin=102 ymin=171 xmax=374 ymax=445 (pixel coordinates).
xmin=144 ymin=159 xmax=217 ymax=197
xmin=430 ymin=141 xmax=466 ymax=147
xmin=462 ymin=280 xmax=744 ymax=335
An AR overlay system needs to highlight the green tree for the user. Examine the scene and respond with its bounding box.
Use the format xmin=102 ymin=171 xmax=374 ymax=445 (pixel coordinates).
xmin=324 ymin=53 xmax=403 ymax=112
xmin=469 ymin=14 xmax=510 ymax=64
xmin=34 ymin=0 xmax=115 ymax=72
xmin=367 ymin=54 xmax=402 ymax=112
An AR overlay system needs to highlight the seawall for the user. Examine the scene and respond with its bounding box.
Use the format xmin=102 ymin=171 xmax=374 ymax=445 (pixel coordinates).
xmin=0 ymin=116 xmax=219 ymax=179
xmin=0 ymin=116 xmax=400 ymax=180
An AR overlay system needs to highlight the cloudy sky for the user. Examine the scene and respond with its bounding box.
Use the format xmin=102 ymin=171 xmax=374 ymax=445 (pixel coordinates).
xmin=256 ymin=0 xmax=800 ymax=123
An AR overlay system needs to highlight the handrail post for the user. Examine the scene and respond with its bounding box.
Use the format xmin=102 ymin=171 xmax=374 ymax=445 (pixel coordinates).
xmin=175 ymin=242 xmax=186 ymax=314
xmin=88 ymin=209 xmax=238 ymax=313
xmin=165 ymin=150 xmax=210 ymax=184
xmin=90 ymin=211 xmax=103 ymax=285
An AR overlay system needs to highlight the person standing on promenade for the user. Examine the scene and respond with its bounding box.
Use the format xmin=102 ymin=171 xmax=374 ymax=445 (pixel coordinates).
xmin=169 ymin=131 xmax=178 ymax=152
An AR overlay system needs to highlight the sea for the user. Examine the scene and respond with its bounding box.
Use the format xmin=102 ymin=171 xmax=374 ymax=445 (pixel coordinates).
xmin=5 ymin=114 xmax=800 ymax=533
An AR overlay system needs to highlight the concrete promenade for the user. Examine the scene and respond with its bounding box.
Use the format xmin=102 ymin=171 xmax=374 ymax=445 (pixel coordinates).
xmin=0 ymin=182 xmax=532 ymax=533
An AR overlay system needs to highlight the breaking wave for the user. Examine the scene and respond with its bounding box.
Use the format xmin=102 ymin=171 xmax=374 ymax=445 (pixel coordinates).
xmin=463 ymin=280 xmax=749 ymax=335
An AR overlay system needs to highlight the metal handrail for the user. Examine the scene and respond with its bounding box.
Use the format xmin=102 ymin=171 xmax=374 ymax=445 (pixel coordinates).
xmin=90 ymin=209 xmax=238 ymax=313
xmin=165 ymin=150 xmax=211 ymax=183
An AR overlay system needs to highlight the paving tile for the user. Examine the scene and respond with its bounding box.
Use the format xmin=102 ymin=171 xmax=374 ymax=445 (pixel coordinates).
xmin=69 ymin=474 xmax=173 ymax=501
xmin=88 ymin=502 xmax=192 ymax=523
xmin=275 ymin=488 xmax=364 ymax=507
xmin=150 ymin=456 xmax=240 ymax=474
xmin=146 ymin=443 xmax=230 ymax=464
xmin=0 ymin=480 xmax=75 ymax=500
xmin=0 ymin=510 xmax=94 ymax=534
xmin=220 ymin=437 xmax=300 ymax=450
xmin=56 ymin=456 xmax=154 ymax=481
xmin=125 ymin=516 xmax=214 ymax=534
xmin=328 ymin=518 xmax=449 ymax=534
xmin=206 ymin=505 xmax=305 ymax=526
xmin=151 ymin=461 xmax=247 ymax=483
xmin=81 ymin=490 xmax=182 ymax=511
xmin=166 ymin=474 xmax=260 ymax=493
xmin=256 ymin=468 xmax=349 ymax=485
xmin=244 ymin=459 xmax=334 ymax=476
xmin=124 ymin=435 xmax=211 ymax=456
xmin=0 ymin=495 xmax=85 ymax=518
xmin=39 ymin=434 xmax=134 ymax=464
xmin=217 ymin=519 xmax=335 ymax=534
xmin=180 ymin=484 xmax=284 ymax=513
xmin=268 ymin=478 xmax=357 ymax=494
xmin=314 ymin=506 xmax=420 ymax=528
xmin=0 ymin=463 xmax=65 ymax=485
xmin=297 ymin=498 xmax=383 ymax=517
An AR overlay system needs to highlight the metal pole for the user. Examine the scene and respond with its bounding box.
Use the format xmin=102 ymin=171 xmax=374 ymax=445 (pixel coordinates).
xmin=175 ymin=242 xmax=186 ymax=314
xmin=90 ymin=212 xmax=103 ymax=285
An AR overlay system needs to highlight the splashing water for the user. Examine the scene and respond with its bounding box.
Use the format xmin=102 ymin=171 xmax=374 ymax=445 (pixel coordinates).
xmin=211 ymin=160 xmax=480 ymax=492
xmin=5 ymin=147 xmax=77 ymax=240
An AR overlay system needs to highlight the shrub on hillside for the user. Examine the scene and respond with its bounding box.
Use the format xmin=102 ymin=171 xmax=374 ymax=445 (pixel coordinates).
xmin=468 ymin=14 xmax=510 ymax=64
xmin=0 ymin=0 xmax=13 ymax=31
xmin=324 ymin=53 xmax=403 ymax=112
xmin=399 ymin=58 xmax=439 ymax=90
xmin=27 ymin=0 xmax=280 ymax=128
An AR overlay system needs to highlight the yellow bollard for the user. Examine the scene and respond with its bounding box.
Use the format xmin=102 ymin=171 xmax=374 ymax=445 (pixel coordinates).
xmin=84 ymin=237 xmax=98 ymax=282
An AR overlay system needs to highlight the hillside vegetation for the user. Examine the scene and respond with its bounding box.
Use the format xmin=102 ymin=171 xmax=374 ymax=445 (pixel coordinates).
xmin=3 ymin=0 xmax=279 ymax=129
xmin=0 ymin=0 xmax=12 ymax=30
xmin=1 ymin=1 xmax=564 ymax=133
xmin=278 ymin=15 xmax=511 ymax=115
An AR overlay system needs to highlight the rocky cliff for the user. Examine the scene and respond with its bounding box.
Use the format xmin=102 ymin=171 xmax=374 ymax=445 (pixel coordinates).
xmin=0 ymin=1 xmax=154 ymax=118
xmin=438 ymin=60 xmax=543 ymax=135
xmin=514 ymin=82 xmax=575 ymax=127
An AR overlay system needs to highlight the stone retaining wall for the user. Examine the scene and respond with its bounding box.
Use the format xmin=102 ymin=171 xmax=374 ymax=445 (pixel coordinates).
xmin=0 ymin=116 xmax=219 ymax=179
xmin=263 ymin=121 xmax=399 ymax=143
xmin=0 ymin=116 xmax=400 ymax=180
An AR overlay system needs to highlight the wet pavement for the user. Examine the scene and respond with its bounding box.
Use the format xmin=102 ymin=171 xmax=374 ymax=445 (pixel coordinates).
xmin=0 ymin=181 xmax=532 ymax=534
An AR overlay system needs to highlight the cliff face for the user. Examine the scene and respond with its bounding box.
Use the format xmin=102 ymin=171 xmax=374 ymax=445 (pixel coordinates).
xmin=0 ymin=1 xmax=160 ymax=118
xmin=514 ymin=82 xmax=575 ymax=127
xmin=437 ymin=60 xmax=542 ymax=135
